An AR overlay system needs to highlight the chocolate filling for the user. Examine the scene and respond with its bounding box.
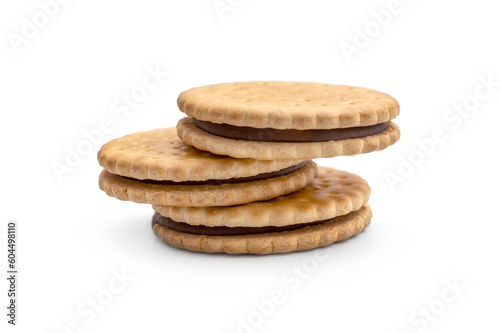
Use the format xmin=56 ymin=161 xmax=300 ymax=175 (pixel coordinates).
xmin=152 ymin=212 xmax=333 ymax=236
xmin=129 ymin=161 xmax=307 ymax=185
xmin=193 ymin=118 xmax=388 ymax=142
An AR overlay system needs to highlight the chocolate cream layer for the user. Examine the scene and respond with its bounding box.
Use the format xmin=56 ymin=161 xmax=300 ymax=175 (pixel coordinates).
xmin=152 ymin=212 xmax=339 ymax=236
xmin=127 ymin=161 xmax=307 ymax=185
xmin=193 ymin=118 xmax=388 ymax=142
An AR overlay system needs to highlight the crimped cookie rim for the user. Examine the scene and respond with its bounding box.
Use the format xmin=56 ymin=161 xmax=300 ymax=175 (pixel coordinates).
xmin=177 ymin=81 xmax=399 ymax=129
xmin=97 ymin=127 xmax=303 ymax=181
xmin=152 ymin=205 xmax=372 ymax=254
xmin=153 ymin=166 xmax=370 ymax=227
xmin=98 ymin=161 xmax=318 ymax=207
xmin=177 ymin=117 xmax=400 ymax=160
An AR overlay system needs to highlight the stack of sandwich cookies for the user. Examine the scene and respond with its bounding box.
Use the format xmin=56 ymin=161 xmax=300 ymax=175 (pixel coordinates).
xmin=152 ymin=167 xmax=371 ymax=254
xmin=177 ymin=81 xmax=400 ymax=160
xmin=97 ymin=81 xmax=400 ymax=254
xmin=98 ymin=128 xmax=317 ymax=207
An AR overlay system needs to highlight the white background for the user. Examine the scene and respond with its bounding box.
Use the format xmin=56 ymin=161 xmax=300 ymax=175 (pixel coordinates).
xmin=1 ymin=0 xmax=499 ymax=332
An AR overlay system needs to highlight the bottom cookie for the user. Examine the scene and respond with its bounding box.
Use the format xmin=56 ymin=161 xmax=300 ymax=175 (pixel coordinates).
xmin=152 ymin=205 xmax=372 ymax=254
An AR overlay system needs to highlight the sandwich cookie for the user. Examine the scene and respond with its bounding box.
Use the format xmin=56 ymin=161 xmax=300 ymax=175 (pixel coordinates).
xmin=177 ymin=81 xmax=400 ymax=160
xmin=98 ymin=128 xmax=317 ymax=207
xmin=152 ymin=167 xmax=372 ymax=254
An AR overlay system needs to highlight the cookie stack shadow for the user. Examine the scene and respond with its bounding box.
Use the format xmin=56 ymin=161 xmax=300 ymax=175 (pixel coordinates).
xmin=98 ymin=82 xmax=400 ymax=254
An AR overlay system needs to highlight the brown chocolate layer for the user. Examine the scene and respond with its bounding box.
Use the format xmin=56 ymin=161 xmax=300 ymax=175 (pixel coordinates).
xmin=152 ymin=212 xmax=335 ymax=236
xmin=193 ymin=118 xmax=388 ymax=142
xmin=130 ymin=161 xmax=307 ymax=185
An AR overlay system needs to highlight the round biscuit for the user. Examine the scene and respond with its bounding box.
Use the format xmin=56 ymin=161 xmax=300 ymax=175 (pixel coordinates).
xmin=177 ymin=81 xmax=399 ymax=129
xmin=152 ymin=205 xmax=372 ymax=254
xmin=153 ymin=166 xmax=370 ymax=227
xmin=98 ymin=128 xmax=302 ymax=181
xmin=177 ymin=117 xmax=400 ymax=160
xmin=99 ymin=161 xmax=318 ymax=207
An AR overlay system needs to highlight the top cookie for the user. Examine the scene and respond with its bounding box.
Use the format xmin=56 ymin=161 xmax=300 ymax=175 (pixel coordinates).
xmin=97 ymin=128 xmax=302 ymax=181
xmin=177 ymin=81 xmax=399 ymax=130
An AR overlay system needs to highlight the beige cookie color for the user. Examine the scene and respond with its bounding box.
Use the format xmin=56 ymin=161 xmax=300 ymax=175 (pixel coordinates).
xmin=154 ymin=166 xmax=370 ymax=227
xmin=99 ymin=161 xmax=318 ymax=207
xmin=177 ymin=81 xmax=399 ymax=129
xmin=153 ymin=205 xmax=372 ymax=254
xmin=177 ymin=117 xmax=400 ymax=160
xmin=98 ymin=128 xmax=303 ymax=181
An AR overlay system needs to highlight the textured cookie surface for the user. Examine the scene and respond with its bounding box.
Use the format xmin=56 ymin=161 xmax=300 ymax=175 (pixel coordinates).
xmin=153 ymin=205 xmax=372 ymax=254
xmin=177 ymin=81 xmax=399 ymax=129
xmin=177 ymin=117 xmax=400 ymax=160
xmin=154 ymin=166 xmax=370 ymax=227
xmin=98 ymin=128 xmax=302 ymax=181
xmin=99 ymin=161 xmax=317 ymax=207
